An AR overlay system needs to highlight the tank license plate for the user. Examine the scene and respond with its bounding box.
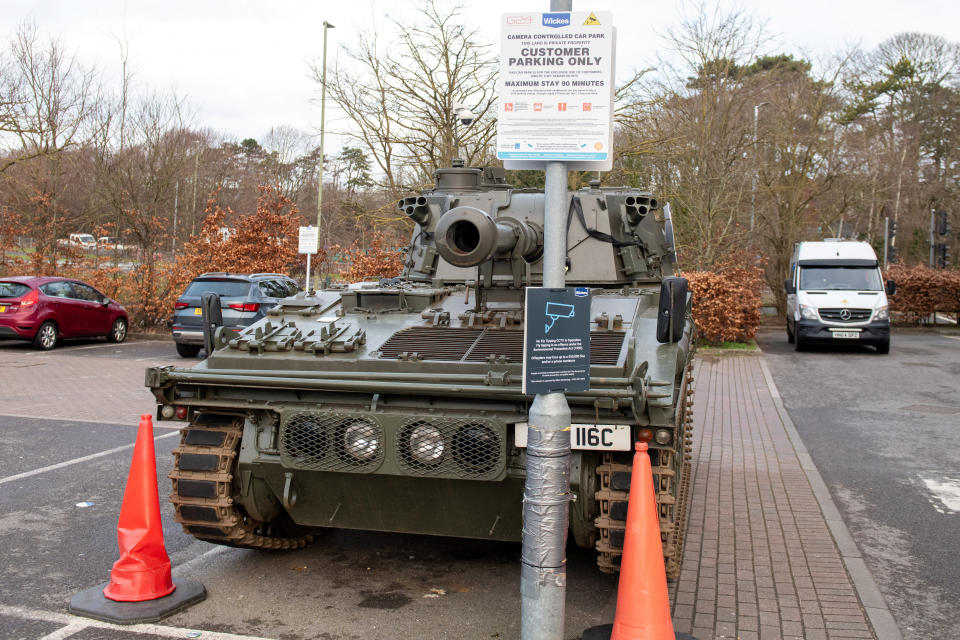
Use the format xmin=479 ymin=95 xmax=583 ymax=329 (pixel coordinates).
xmin=514 ymin=423 xmax=631 ymax=451
xmin=831 ymin=331 xmax=860 ymax=339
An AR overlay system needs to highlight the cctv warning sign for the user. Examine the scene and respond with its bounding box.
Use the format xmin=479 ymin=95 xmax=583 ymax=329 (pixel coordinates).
xmin=497 ymin=11 xmax=615 ymax=170
xmin=522 ymin=287 xmax=591 ymax=395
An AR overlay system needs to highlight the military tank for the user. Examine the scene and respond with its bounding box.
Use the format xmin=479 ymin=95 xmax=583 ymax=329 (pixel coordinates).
xmin=146 ymin=166 xmax=696 ymax=577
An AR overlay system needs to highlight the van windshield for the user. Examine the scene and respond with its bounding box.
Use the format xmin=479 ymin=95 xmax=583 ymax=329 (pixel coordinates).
xmin=799 ymin=267 xmax=882 ymax=291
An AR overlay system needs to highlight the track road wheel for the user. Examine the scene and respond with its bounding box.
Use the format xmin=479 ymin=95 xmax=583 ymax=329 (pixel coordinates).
xmin=169 ymin=412 xmax=317 ymax=550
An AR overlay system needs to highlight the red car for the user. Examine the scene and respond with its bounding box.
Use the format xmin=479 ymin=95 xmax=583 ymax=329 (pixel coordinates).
xmin=0 ymin=276 xmax=129 ymax=350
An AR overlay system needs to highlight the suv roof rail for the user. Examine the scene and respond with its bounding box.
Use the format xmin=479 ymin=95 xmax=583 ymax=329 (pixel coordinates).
xmin=250 ymin=273 xmax=288 ymax=278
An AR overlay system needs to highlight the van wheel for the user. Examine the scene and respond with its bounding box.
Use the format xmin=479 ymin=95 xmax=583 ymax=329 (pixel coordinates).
xmin=876 ymin=339 xmax=890 ymax=354
xmin=794 ymin=333 xmax=805 ymax=352
xmin=786 ymin=321 xmax=795 ymax=344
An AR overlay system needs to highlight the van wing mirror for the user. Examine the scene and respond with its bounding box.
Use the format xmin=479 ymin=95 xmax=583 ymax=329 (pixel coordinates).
xmin=886 ymin=280 xmax=896 ymax=296
xmin=784 ymin=279 xmax=796 ymax=294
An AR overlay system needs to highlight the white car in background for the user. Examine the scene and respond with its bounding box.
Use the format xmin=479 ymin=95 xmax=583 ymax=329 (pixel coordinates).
xmin=785 ymin=240 xmax=896 ymax=354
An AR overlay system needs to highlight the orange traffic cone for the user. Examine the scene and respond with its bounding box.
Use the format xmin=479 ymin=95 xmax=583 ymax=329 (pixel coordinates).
xmin=608 ymin=441 xmax=676 ymax=640
xmin=102 ymin=413 xmax=176 ymax=601
xmin=69 ymin=414 xmax=205 ymax=624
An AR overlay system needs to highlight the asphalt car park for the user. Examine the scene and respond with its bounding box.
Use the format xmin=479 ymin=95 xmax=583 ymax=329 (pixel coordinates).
xmin=0 ymin=337 xmax=619 ymax=639
xmin=756 ymin=328 xmax=960 ymax=639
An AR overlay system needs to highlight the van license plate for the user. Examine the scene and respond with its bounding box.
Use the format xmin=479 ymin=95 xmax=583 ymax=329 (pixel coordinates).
xmin=832 ymin=331 xmax=859 ymax=339
xmin=514 ymin=423 xmax=631 ymax=451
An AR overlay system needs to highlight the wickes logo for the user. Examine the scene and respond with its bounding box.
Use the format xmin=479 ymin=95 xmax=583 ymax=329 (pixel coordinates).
xmin=542 ymin=12 xmax=570 ymax=28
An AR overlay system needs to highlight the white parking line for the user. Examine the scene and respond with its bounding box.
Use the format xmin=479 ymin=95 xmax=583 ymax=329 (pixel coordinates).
xmin=0 ymin=604 xmax=277 ymax=640
xmin=0 ymin=431 xmax=179 ymax=486
xmin=0 ymin=412 xmax=183 ymax=429
xmin=38 ymin=622 xmax=86 ymax=640
xmin=921 ymin=476 xmax=960 ymax=514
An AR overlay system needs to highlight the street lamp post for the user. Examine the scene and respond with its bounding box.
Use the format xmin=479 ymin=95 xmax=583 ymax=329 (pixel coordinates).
xmin=315 ymin=20 xmax=335 ymax=290
xmin=751 ymin=101 xmax=769 ymax=232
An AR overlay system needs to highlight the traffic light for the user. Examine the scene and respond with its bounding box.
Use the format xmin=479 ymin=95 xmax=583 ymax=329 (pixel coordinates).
xmin=887 ymin=219 xmax=897 ymax=239
xmin=936 ymin=210 xmax=952 ymax=237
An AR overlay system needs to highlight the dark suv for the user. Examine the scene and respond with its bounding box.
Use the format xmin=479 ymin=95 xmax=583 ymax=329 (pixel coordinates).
xmin=171 ymin=272 xmax=301 ymax=357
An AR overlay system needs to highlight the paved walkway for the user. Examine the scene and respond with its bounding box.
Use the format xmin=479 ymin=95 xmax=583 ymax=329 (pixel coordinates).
xmin=670 ymin=353 xmax=898 ymax=640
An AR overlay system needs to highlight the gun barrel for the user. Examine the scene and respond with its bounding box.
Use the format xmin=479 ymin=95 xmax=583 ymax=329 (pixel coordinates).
xmin=435 ymin=206 xmax=542 ymax=267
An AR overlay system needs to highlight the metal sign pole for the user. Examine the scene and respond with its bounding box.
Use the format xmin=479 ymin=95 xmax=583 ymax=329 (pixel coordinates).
xmin=520 ymin=1 xmax=573 ymax=638
xmin=883 ymin=217 xmax=889 ymax=270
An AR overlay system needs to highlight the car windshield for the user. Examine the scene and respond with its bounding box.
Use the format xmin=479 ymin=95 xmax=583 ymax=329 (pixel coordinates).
xmin=183 ymin=280 xmax=251 ymax=298
xmin=0 ymin=282 xmax=31 ymax=298
xmin=76 ymin=234 xmax=95 ymax=243
xmin=799 ymin=267 xmax=882 ymax=291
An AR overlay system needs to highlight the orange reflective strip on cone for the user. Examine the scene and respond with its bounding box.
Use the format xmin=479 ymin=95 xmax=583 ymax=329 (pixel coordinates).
xmin=610 ymin=441 xmax=676 ymax=640
xmin=102 ymin=414 xmax=176 ymax=602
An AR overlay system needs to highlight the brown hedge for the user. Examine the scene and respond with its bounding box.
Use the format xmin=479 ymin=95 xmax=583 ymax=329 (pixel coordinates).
xmin=885 ymin=265 xmax=960 ymax=323
xmin=683 ymin=265 xmax=765 ymax=345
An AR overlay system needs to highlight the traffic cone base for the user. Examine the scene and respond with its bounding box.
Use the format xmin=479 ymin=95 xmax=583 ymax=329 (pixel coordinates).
xmin=69 ymin=577 xmax=206 ymax=625
xmin=69 ymin=414 xmax=206 ymax=623
xmin=581 ymin=627 xmax=699 ymax=640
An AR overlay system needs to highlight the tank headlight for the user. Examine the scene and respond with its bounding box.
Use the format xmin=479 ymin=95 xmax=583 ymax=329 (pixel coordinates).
xmin=874 ymin=305 xmax=889 ymax=321
xmin=409 ymin=424 xmax=444 ymax=464
xmin=654 ymin=428 xmax=672 ymax=445
xmin=343 ymin=421 xmax=379 ymax=461
xmin=799 ymin=304 xmax=819 ymax=320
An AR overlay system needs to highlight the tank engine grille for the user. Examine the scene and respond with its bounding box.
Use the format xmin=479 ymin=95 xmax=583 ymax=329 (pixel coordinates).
xmin=397 ymin=417 xmax=504 ymax=480
xmin=280 ymin=412 xmax=385 ymax=473
xmin=377 ymin=327 xmax=625 ymax=366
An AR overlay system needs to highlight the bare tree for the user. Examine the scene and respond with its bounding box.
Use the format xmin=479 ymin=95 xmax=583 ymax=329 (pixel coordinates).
xmin=317 ymin=0 xmax=498 ymax=195
xmin=0 ymin=22 xmax=101 ymax=270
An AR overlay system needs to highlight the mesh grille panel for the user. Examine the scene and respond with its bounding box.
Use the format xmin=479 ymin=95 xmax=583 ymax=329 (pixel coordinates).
xmin=397 ymin=417 xmax=504 ymax=479
xmin=280 ymin=412 xmax=384 ymax=472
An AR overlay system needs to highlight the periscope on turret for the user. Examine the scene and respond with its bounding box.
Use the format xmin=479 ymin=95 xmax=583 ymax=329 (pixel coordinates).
xmin=146 ymin=166 xmax=696 ymax=576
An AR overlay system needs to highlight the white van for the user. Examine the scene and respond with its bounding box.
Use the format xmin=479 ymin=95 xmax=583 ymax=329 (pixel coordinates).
xmin=785 ymin=240 xmax=895 ymax=354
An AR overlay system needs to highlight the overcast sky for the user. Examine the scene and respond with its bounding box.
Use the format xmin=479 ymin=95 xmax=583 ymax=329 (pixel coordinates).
xmin=4 ymin=1 xmax=959 ymax=154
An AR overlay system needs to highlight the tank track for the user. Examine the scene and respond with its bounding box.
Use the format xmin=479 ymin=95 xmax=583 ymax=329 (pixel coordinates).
xmin=593 ymin=361 xmax=695 ymax=578
xmin=169 ymin=412 xmax=315 ymax=550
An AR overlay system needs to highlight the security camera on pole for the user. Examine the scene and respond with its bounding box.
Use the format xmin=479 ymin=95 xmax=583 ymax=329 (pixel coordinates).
xmin=497 ymin=4 xmax=614 ymax=639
